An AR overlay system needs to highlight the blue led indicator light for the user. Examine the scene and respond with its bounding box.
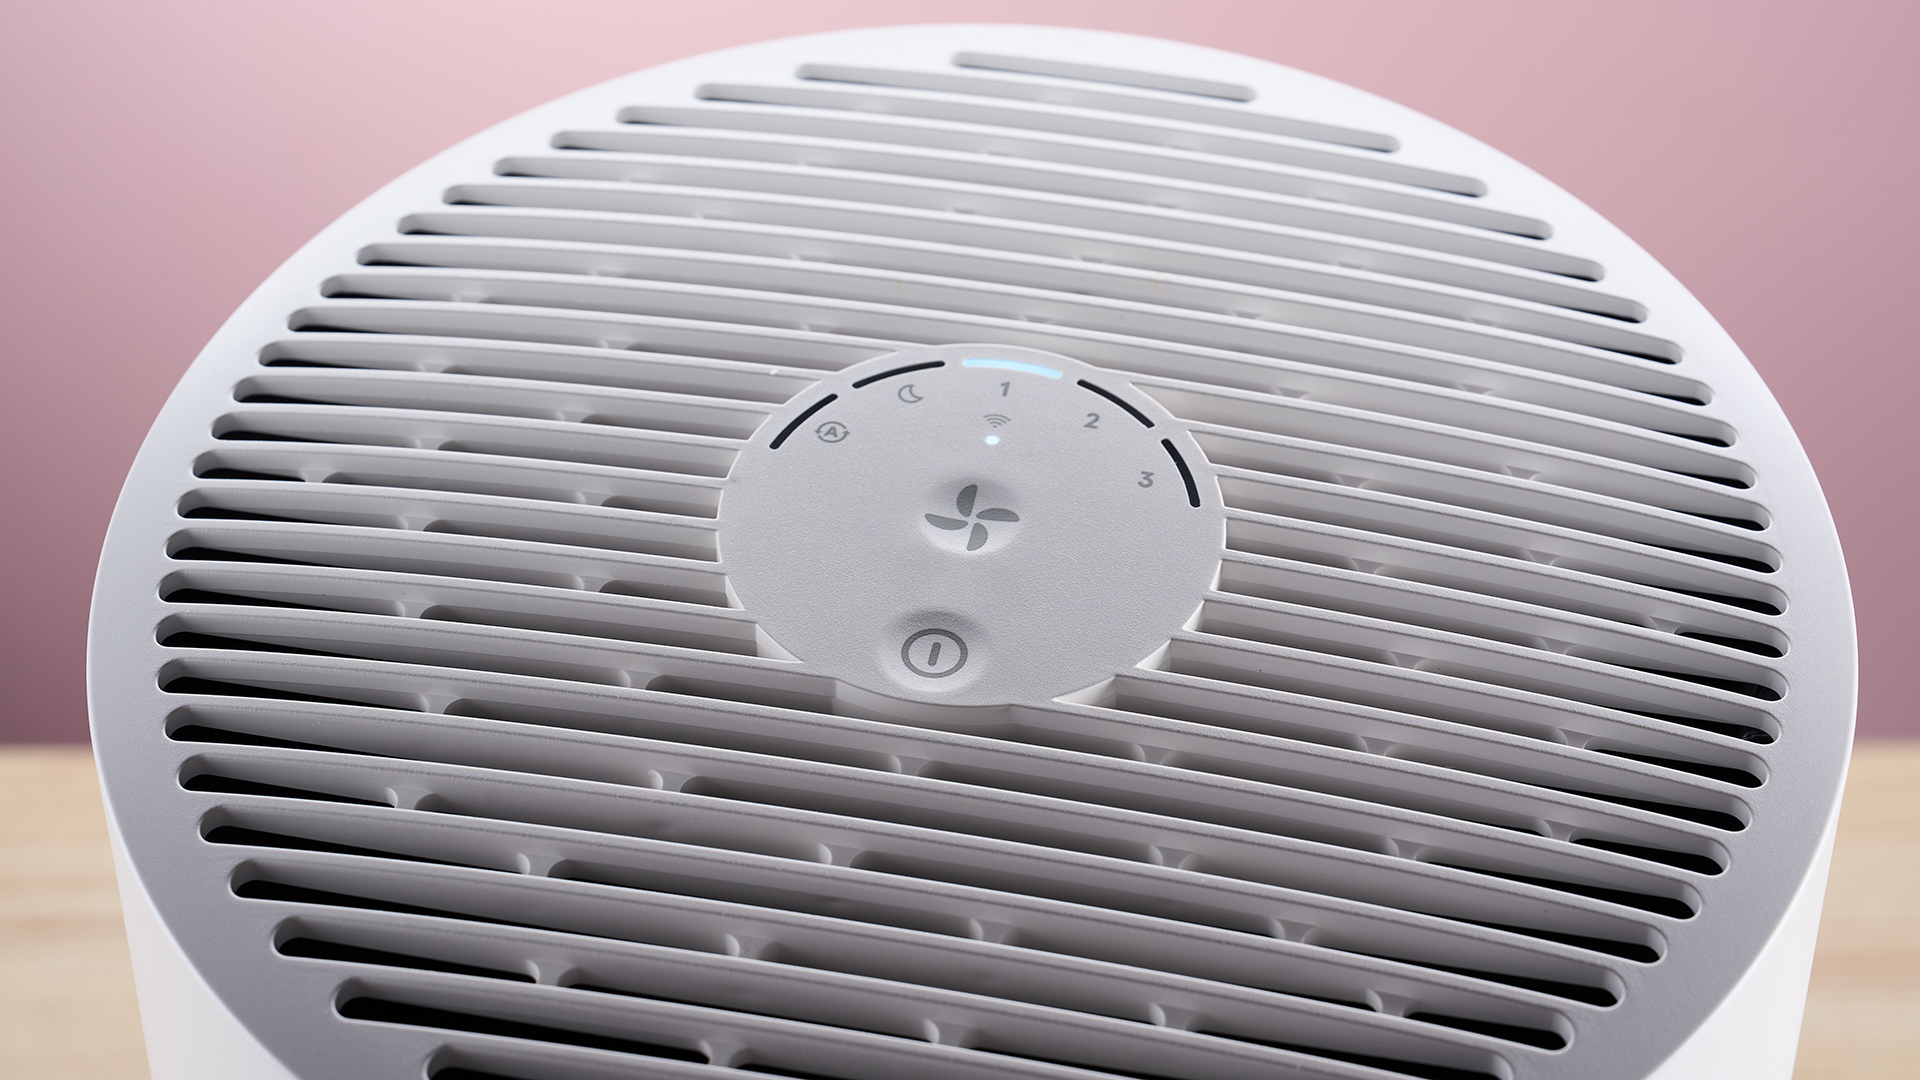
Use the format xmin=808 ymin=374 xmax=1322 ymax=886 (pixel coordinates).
xmin=962 ymin=358 xmax=1062 ymax=379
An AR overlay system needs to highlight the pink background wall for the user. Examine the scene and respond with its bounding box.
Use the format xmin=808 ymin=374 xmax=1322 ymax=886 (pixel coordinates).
xmin=3 ymin=0 xmax=1913 ymax=742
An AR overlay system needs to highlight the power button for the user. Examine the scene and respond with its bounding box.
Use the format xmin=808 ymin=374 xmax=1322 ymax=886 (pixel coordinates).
xmin=900 ymin=628 xmax=969 ymax=678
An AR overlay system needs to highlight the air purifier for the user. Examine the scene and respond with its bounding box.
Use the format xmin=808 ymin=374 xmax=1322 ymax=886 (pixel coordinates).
xmin=88 ymin=24 xmax=1855 ymax=1080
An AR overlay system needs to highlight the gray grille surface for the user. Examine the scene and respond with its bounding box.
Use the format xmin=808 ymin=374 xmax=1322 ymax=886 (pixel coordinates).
xmin=89 ymin=25 xmax=1852 ymax=1080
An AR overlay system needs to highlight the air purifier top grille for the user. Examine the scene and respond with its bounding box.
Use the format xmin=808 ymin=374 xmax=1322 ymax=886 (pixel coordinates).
xmin=89 ymin=24 xmax=1852 ymax=1080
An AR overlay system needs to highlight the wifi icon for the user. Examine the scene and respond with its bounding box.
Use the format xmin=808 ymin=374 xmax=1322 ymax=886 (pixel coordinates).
xmin=983 ymin=414 xmax=1013 ymax=428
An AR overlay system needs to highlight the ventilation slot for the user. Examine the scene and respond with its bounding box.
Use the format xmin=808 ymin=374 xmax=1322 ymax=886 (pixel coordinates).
xmin=217 ymin=773 xmax=1627 ymax=1009
xmin=1102 ymin=672 xmax=1753 ymax=829
xmin=1168 ymin=409 xmax=1762 ymax=542
xmin=1190 ymin=599 xmax=1781 ymax=734
xmin=160 ymin=673 xmax=414 ymax=710
xmin=1214 ymin=468 xmax=1780 ymax=604
xmin=235 ymin=371 xmax=772 ymax=439
xmin=240 ymin=853 xmax=1550 ymax=1080
xmin=1189 ymin=1031 xmax=1500 ymax=1080
xmin=236 ymin=877 xmax=520 ymax=924
xmin=1435 ymin=864 xmax=1692 ymax=919
xmin=1220 ymin=517 xmax=1786 ymax=658
xmin=200 ymin=429 xmax=729 ymax=513
xmin=261 ymin=335 xmax=823 ymax=403
xmin=549 ymin=120 xmax=1584 ymax=280
xmin=284 ymin=938 xmax=535 ymax=983
xmin=684 ymin=84 xmax=1483 ymax=198
xmin=162 ymin=565 xmax=765 ymax=657
xmin=1207 ymin=560 xmax=1782 ymax=705
xmin=809 ymin=62 xmax=1376 ymax=150
xmin=207 ymin=824 xmax=456 ymax=866
xmin=192 ymin=732 xmax=1680 ymax=950
xmin=1570 ymin=839 xmax=1721 ymax=876
xmin=173 ymin=674 xmax=1732 ymax=905
xmin=340 ymin=998 xmax=708 ymax=1063
xmin=1157 ymin=636 xmax=1769 ymax=784
xmin=161 ymin=611 xmax=634 ymax=688
xmin=317 ymin=260 xmax=1672 ymax=408
xmin=351 ymin=235 xmax=1694 ymax=446
xmin=168 ymin=526 xmax=730 ymax=607
xmin=567 ymin=106 xmax=1520 ymax=242
xmin=285 ymin=297 xmax=894 ymax=373
xmin=209 ymin=403 xmax=738 ymax=479
xmin=179 ymin=484 xmax=721 ymax=563
xmin=452 ymin=174 xmax=1642 ymax=321
xmin=184 ymin=771 xmax=388 ymax=806
xmin=396 ymin=207 xmax=1630 ymax=351
xmin=952 ymin=52 xmax=1259 ymax=104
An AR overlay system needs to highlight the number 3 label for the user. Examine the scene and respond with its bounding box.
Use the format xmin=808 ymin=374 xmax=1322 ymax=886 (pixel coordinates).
xmin=1138 ymin=471 xmax=1154 ymax=488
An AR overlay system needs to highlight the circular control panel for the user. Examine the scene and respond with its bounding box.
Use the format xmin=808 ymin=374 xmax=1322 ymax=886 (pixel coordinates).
xmin=723 ymin=344 xmax=1225 ymax=709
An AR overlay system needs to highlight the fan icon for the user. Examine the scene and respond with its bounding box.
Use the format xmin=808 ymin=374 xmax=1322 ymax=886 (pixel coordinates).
xmin=926 ymin=484 xmax=1019 ymax=551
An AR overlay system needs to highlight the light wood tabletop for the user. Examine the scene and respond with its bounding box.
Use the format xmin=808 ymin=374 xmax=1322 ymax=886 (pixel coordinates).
xmin=3 ymin=742 xmax=1914 ymax=1079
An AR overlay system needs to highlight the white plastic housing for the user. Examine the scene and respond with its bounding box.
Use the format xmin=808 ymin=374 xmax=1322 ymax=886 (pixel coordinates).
xmin=90 ymin=24 xmax=1854 ymax=1080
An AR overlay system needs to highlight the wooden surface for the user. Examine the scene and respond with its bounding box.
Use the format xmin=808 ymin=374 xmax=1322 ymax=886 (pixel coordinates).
xmin=2 ymin=743 xmax=1914 ymax=1079
xmin=1793 ymin=741 xmax=1920 ymax=1079
xmin=0 ymin=747 xmax=146 ymax=1079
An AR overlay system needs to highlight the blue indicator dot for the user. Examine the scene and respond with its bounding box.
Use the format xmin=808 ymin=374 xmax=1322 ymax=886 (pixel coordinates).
xmin=984 ymin=434 xmax=1001 ymax=446
xmin=962 ymin=358 xmax=1062 ymax=379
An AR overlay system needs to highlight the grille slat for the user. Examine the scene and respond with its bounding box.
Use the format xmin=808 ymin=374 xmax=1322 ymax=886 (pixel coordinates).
xmin=530 ymin=134 xmax=1584 ymax=280
xmin=237 ymin=368 xmax=775 ymax=439
xmin=213 ymin=405 xmax=741 ymax=481
xmin=1155 ymin=636 xmax=1765 ymax=780
xmin=401 ymin=204 xmax=1650 ymax=363
xmin=1196 ymin=591 xmax=1782 ymax=715
xmin=183 ymin=731 xmax=1708 ymax=919
xmin=455 ymin=171 xmax=1642 ymax=321
xmin=1217 ymin=550 xmax=1778 ymax=665
xmin=367 ymin=232 xmax=1701 ymax=432
xmin=1216 ymin=469 xmax=1779 ymax=600
xmin=342 ymin=966 xmax=1501 ymax=1080
xmin=531 ymin=115 xmax=1524 ymax=250
xmin=672 ymin=84 xmax=1485 ymax=197
xmin=1221 ymin=518 xmax=1783 ymax=648
xmin=1094 ymin=669 xmax=1753 ymax=816
xmin=240 ymin=839 xmax=1619 ymax=1012
xmin=262 ymin=333 xmax=825 ymax=403
xmin=312 ymin=272 xmax=1746 ymax=523
xmin=1163 ymin=392 xmax=1757 ymax=520
xmin=159 ymin=607 xmax=813 ymax=693
xmin=166 ymin=657 xmax=1746 ymax=847
xmin=1205 ymin=566 xmax=1781 ymax=698
xmin=169 ymin=522 xmax=731 ymax=605
xmin=181 ymin=481 xmax=721 ymax=562
xmin=291 ymin=916 xmax=1532 ymax=1077
xmin=196 ymin=440 xmax=725 ymax=520
xmin=288 ymin=300 xmax=903 ymax=369
xmin=317 ymin=266 xmax=1674 ymax=412
xmin=163 ymin=565 xmax=760 ymax=654
xmin=795 ymin=63 xmax=1399 ymax=154
xmin=205 ymin=792 xmax=1660 ymax=973
xmin=160 ymin=650 xmax=1751 ymax=846
xmin=283 ymin=908 xmax=1570 ymax=1055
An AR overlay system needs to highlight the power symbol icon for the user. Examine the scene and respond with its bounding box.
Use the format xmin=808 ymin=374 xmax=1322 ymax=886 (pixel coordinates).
xmin=900 ymin=628 xmax=968 ymax=678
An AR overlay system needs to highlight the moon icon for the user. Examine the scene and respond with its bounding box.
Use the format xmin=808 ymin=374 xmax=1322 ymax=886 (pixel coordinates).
xmin=897 ymin=384 xmax=925 ymax=403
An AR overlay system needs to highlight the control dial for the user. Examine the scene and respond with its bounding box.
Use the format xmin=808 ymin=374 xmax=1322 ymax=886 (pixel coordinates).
xmin=722 ymin=344 xmax=1225 ymax=710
